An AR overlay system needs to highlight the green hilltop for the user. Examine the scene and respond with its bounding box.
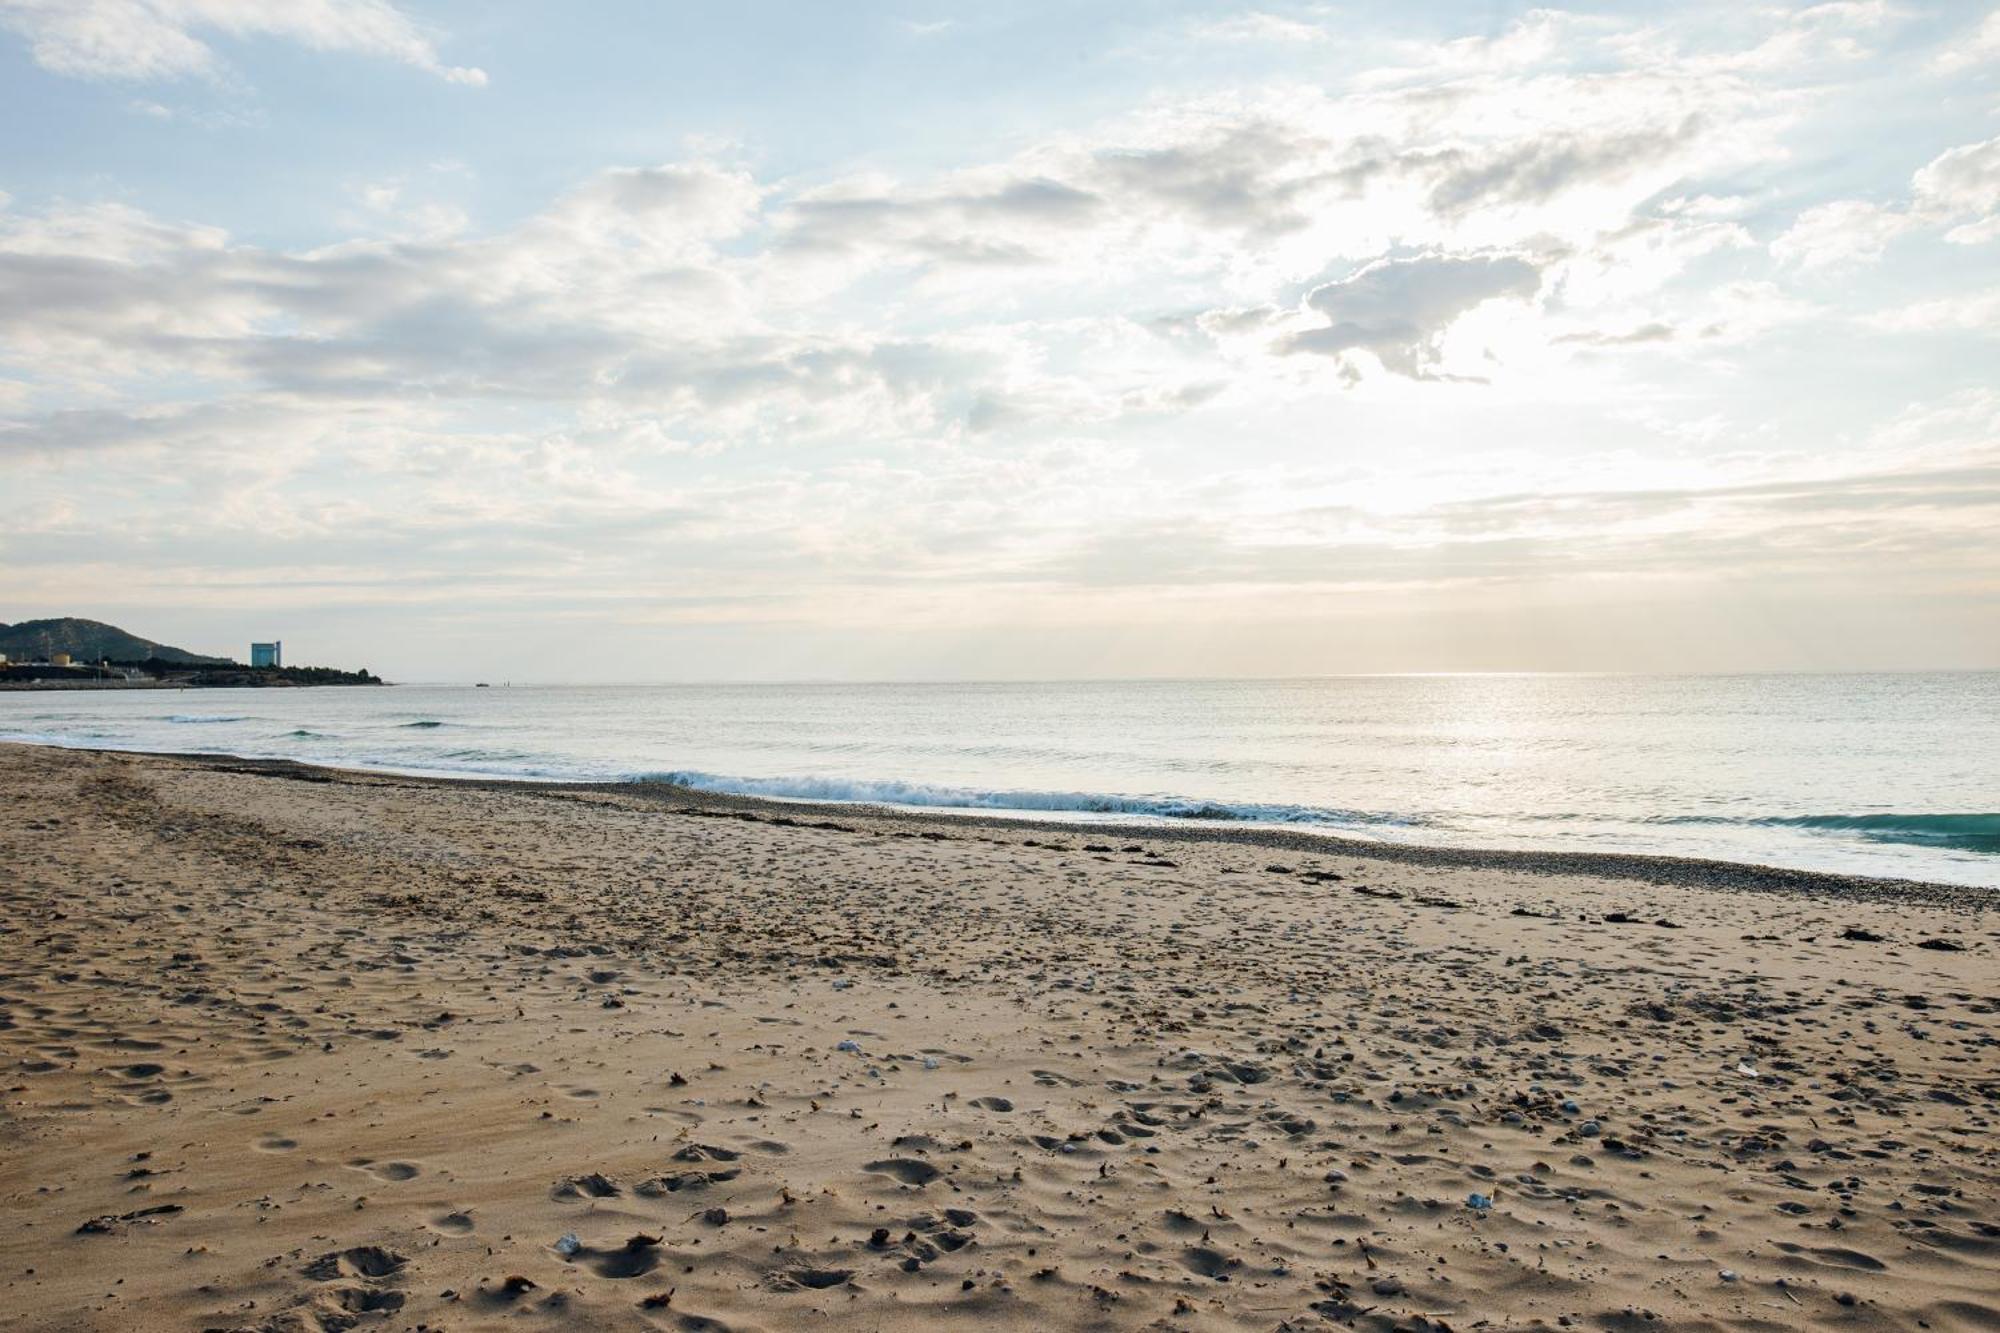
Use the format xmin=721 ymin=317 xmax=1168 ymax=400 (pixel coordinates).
xmin=0 ymin=617 xmax=234 ymax=666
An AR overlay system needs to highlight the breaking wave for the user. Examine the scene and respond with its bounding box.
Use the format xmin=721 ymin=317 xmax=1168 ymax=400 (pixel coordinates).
xmin=1654 ymin=812 xmax=2000 ymax=853
xmin=636 ymin=769 xmax=1423 ymax=831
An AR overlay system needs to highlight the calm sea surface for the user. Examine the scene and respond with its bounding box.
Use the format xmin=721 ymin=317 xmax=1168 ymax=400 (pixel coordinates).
xmin=4 ymin=674 xmax=1995 ymax=886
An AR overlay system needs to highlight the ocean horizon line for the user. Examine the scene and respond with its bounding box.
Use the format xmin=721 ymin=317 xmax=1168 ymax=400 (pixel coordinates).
xmin=362 ymin=666 xmax=2000 ymax=690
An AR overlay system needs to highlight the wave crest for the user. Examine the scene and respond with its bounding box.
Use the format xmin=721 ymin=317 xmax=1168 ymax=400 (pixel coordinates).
xmin=1655 ymin=812 xmax=2000 ymax=853
xmin=636 ymin=769 xmax=1416 ymax=830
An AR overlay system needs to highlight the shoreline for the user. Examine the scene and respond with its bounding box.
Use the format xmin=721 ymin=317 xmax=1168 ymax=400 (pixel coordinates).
xmin=5 ymin=738 xmax=1985 ymax=906
xmin=0 ymin=679 xmax=383 ymax=691
xmin=0 ymin=679 xmax=188 ymax=690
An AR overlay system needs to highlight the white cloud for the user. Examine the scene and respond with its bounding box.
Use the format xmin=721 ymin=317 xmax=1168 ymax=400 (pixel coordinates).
xmin=1771 ymin=198 xmax=1917 ymax=269
xmin=0 ymin=0 xmax=486 ymax=85
xmin=0 ymin=22 xmax=1856 ymax=437
xmin=1283 ymin=253 xmax=1545 ymax=378
xmin=1913 ymin=134 xmax=2000 ymax=243
xmin=4 ymin=3 xmax=1998 ymax=673
xmin=0 ymin=52 xmax=1785 ymax=424
xmin=1725 ymin=0 xmax=1900 ymax=70
xmin=1773 ymin=133 xmax=2000 ymax=269
xmin=1931 ymin=7 xmax=2000 ymax=73
xmin=1866 ymin=288 xmax=2000 ymax=332
xmin=766 ymin=52 xmax=1788 ymax=321
xmin=1190 ymin=11 xmax=1327 ymax=45
xmin=1359 ymin=8 xmax=1597 ymax=85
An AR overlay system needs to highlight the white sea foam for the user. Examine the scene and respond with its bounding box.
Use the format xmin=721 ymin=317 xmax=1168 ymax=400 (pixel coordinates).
xmin=640 ymin=769 xmax=1416 ymax=829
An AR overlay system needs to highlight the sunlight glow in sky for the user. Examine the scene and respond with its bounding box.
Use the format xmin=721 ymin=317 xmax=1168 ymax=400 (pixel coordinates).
xmin=1 ymin=1 xmax=1997 ymax=679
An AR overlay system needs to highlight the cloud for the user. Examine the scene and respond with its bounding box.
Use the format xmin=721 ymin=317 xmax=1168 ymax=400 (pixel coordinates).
xmin=1555 ymin=321 xmax=1676 ymax=347
xmin=1425 ymin=123 xmax=1703 ymax=217
xmin=1774 ymin=134 xmax=2000 ymax=268
xmin=1771 ymin=198 xmax=1917 ymax=269
xmin=1931 ymin=7 xmax=2000 ymax=74
xmin=0 ymin=5 xmax=1914 ymax=434
xmin=1359 ymin=8 xmax=1595 ymax=84
xmin=0 ymin=13 xmax=1875 ymax=439
xmin=1865 ymin=288 xmax=2000 ymax=333
xmin=762 ymin=51 xmax=1785 ymax=327
xmin=1282 ymin=253 xmax=1544 ymax=378
xmin=1089 ymin=118 xmax=1330 ymax=235
xmin=0 ymin=29 xmax=1793 ymax=420
xmin=5 ymin=2 xmax=1999 ymax=675
xmin=0 ymin=0 xmax=486 ymax=85
xmin=1189 ymin=12 xmax=1328 ymax=45
xmin=1721 ymin=0 xmax=1901 ymax=71
xmin=1912 ymin=134 xmax=2000 ymax=244
xmin=1034 ymin=444 xmax=2000 ymax=599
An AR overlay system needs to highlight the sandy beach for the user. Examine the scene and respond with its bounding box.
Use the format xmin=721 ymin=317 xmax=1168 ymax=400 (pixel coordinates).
xmin=1 ymin=741 xmax=1994 ymax=1333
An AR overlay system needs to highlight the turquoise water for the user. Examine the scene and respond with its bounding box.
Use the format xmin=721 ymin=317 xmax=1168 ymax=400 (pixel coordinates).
xmin=3 ymin=673 xmax=1995 ymax=886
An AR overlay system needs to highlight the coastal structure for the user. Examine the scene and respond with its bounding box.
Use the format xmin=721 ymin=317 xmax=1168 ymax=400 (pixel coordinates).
xmin=251 ymin=641 xmax=282 ymax=668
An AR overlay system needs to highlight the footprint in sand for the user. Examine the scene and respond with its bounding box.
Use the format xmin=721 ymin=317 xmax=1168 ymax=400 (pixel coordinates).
xmin=637 ymin=1168 xmax=739 ymax=1195
xmin=427 ymin=1209 xmax=475 ymax=1235
xmin=256 ymin=1134 xmax=299 ymax=1152
xmin=574 ymin=1235 xmax=666 ymax=1280
xmin=918 ymin=1048 xmax=972 ymax=1064
xmin=970 ymin=1096 xmax=1014 ymax=1112
xmin=671 ymin=1144 xmax=742 ymax=1164
xmin=863 ymin=1158 xmax=942 ymax=1186
xmin=304 ymin=1246 xmax=407 ymax=1281
xmin=1181 ymin=1245 xmax=1242 ymax=1279
xmin=550 ymin=1172 xmax=622 ymax=1200
xmin=769 ymin=1267 xmax=854 ymax=1291
xmin=346 ymin=1158 xmax=421 ymax=1182
xmin=317 ymin=1288 xmax=406 ymax=1316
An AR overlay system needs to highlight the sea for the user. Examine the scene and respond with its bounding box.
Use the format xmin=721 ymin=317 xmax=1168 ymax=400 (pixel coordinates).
xmin=3 ymin=673 xmax=1995 ymax=887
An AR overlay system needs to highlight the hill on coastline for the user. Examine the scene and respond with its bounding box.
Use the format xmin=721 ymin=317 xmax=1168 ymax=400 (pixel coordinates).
xmin=0 ymin=618 xmax=233 ymax=666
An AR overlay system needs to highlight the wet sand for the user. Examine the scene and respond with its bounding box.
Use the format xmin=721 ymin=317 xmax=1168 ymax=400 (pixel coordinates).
xmin=1 ymin=742 xmax=1995 ymax=1332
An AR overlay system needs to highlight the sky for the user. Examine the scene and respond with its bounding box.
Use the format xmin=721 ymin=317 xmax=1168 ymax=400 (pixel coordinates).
xmin=1 ymin=0 xmax=1997 ymax=682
